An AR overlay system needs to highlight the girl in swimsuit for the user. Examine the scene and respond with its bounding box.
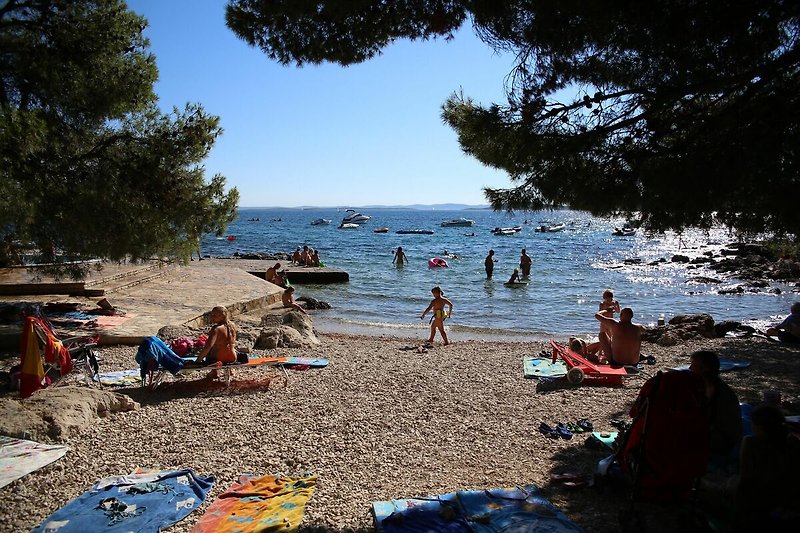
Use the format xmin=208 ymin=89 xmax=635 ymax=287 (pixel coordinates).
xmin=420 ymin=286 xmax=453 ymax=345
xmin=196 ymin=306 xmax=237 ymax=365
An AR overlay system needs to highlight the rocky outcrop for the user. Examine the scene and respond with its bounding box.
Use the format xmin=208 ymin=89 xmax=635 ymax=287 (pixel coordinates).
xmin=0 ymin=386 xmax=139 ymax=442
xmin=642 ymin=313 xmax=716 ymax=346
xmin=296 ymin=296 xmax=331 ymax=310
xmin=254 ymin=310 xmax=320 ymax=349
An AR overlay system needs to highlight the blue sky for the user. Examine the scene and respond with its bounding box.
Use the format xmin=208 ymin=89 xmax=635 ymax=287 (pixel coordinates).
xmin=127 ymin=1 xmax=519 ymax=207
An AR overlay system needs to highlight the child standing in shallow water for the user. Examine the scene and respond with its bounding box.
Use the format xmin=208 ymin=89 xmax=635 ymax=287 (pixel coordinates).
xmin=196 ymin=306 xmax=237 ymax=364
xmin=421 ymin=286 xmax=453 ymax=345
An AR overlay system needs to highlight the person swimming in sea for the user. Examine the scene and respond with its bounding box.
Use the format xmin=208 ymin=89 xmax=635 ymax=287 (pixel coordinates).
xmin=420 ymin=286 xmax=453 ymax=346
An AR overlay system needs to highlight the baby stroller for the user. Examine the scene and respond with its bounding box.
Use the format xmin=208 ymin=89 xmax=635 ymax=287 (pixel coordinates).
xmin=613 ymin=370 xmax=712 ymax=531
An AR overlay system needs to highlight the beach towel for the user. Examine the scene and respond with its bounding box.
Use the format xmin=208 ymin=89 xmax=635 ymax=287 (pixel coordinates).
xmin=523 ymin=356 xmax=567 ymax=378
xmin=97 ymin=368 xmax=142 ymax=387
xmin=32 ymin=469 xmax=213 ymax=533
xmin=0 ymin=436 xmax=69 ymax=489
xmin=20 ymin=318 xmax=47 ymax=398
xmin=136 ymin=336 xmax=184 ymax=380
xmin=669 ymin=358 xmax=752 ymax=372
xmin=193 ymin=474 xmax=316 ymax=532
xmin=372 ymin=485 xmax=582 ymax=533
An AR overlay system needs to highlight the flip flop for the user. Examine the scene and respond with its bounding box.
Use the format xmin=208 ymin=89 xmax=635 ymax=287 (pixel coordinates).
xmin=562 ymin=476 xmax=594 ymax=489
xmin=551 ymin=472 xmax=584 ymax=482
xmin=565 ymin=422 xmax=583 ymax=434
xmin=577 ymin=418 xmax=593 ymax=432
xmin=555 ymin=423 xmax=574 ymax=440
xmin=539 ymin=422 xmax=560 ymax=439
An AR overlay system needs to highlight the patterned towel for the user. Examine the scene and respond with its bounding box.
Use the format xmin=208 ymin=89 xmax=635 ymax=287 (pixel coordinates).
xmin=0 ymin=436 xmax=69 ymax=489
xmin=373 ymin=485 xmax=582 ymax=533
xmin=194 ymin=474 xmax=316 ymax=532
xmin=32 ymin=469 xmax=213 ymax=533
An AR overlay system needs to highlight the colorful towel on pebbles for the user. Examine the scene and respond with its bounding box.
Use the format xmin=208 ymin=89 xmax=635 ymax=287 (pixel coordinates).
xmin=372 ymin=485 xmax=582 ymax=533
xmin=523 ymin=356 xmax=568 ymax=378
xmin=31 ymin=469 xmax=213 ymax=533
xmin=96 ymin=369 xmax=141 ymax=387
xmin=193 ymin=474 xmax=316 ymax=532
xmin=670 ymin=358 xmax=752 ymax=372
xmin=0 ymin=436 xmax=69 ymax=489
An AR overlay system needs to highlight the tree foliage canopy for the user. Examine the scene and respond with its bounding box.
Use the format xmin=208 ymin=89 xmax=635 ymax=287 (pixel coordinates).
xmin=0 ymin=0 xmax=239 ymax=275
xmin=226 ymin=0 xmax=799 ymax=238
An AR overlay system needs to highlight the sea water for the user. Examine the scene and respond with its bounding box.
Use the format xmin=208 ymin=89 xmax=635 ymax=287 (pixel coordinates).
xmin=202 ymin=208 xmax=796 ymax=341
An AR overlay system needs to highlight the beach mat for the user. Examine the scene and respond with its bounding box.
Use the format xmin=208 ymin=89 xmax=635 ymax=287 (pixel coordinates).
xmin=96 ymin=368 xmax=141 ymax=387
xmin=193 ymin=474 xmax=316 ymax=532
xmin=0 ymin=436 xmax=69 ymax=489
xmin=372 ymin=485 xmax=582 ymax=533
xmin=523 ymin=356 xmax=567 ymax=378
xmin=670 ymin=358 xmax=752 ymax=372
xmin=285 ymin=356 xmax=329 ymax=368
xmin=32 ymin=469 xmax=213 ymax=533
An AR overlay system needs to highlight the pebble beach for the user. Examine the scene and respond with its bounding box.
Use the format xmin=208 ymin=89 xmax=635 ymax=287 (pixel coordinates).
xmin=2 ymin=332 xmax=799 ymax=532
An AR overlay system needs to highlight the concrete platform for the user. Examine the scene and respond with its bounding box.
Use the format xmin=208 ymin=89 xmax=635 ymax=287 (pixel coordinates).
xmin=0 ymin=260 xmax=284 ymax=347
xmin=204 ymin=258 xmax=349 ymax=283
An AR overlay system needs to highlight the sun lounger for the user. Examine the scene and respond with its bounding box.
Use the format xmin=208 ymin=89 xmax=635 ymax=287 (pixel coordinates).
xmin=550 ymin=339 xmax=628 ymax=386
xmin=145 ymin=356 xmax=290 ymax=390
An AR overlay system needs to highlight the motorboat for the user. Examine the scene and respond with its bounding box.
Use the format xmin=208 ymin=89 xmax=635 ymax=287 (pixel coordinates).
xmin=341 ymin=209 xmax=371 ymax=224
xmin=310 ymin=218 xmax=332 ymax=225
xmin=396 ymin=229 xmax=434 ymax=235
xmin=373 ymin=227 xmax=389 ymax=233
xmin=440 ymin=218 xmax=475 ymax=227
xmin=535 ymin=223 xmax=566 ymax=232
xmin=491 ymin=226 xmax=522 ymax=235
xmin=338 ymin=223 xmax=359 ymax=229
xmin=612 ymin=226 xmax=636 ymax=236
xmin=428 ymin=257 xmax=449 ymax=268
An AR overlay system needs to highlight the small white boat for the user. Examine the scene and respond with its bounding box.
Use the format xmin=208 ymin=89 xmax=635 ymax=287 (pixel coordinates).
xmin=535 ymin=223 xmax=566 ymax=232
xmin=341 ymin=209 xmax=371 ymax=224
xmin=310 ymin=218 xmax=332 ymax=225
xmin=338 ymin=223 xmax=359 ymax=229
xmin=491 ymin=226 xmax=522 ymax=235
xmin=613 ymin=227 xmax=636 ymax=236
xmin=440 ymin=218 xmax=475 ymax=227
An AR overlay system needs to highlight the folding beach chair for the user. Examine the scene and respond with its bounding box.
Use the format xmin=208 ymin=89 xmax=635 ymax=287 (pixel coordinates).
xmin=550 ymin=339 xmax=627 ymax=386
xmin=615 ymin=370 xmax=711 ymax=531
xmin=19 ymin=315 xmax=101 ymax=398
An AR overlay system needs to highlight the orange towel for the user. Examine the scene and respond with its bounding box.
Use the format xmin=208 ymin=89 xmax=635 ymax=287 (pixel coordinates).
xmin=193 ymin=474 xmax=316 ymax=532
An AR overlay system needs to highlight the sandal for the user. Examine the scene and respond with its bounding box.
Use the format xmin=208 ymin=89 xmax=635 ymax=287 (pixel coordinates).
xmin=565 ymin=422 xmax=583 ymax=434
xmin=539 ymin=422 xmax=560 ymax=439
xmin=555 ymin=423 xmax=574 ymax=440
xmin=577 ymin=418 xmax=593 ymax=432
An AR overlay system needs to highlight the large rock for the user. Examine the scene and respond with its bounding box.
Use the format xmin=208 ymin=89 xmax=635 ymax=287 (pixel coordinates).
xmin=254 ymin=311 xmax=320 ymax=349
xmin=0 ymin=386 xmax=139 ymax=442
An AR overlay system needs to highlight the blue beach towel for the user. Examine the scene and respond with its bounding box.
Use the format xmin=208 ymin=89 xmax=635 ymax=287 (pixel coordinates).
xmin=32 ymin=469 xmax=213 ymax=533
xmin=372 ymin=485 xmax=582 ymax=533
xmin=670 ymin=358 xmax=752 ymax=373
xmin=135 ymin=336 xmax=185 ymax=380
xmin=523 ymin=356 xmax=568 ymax=379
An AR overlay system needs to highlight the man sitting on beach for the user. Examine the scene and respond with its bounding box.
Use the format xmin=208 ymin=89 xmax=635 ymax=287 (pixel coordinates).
xmin=594 ymin=307 xmax=642 ymax=366
xmin=266 ymin=263 xmax=285 ymax=286
xmin=282 ymin=287 xmax=308 ymax=315
xmin=689 ymin=350 xmax=742 ymax=470
xmin=766 ymin=302 xmax=800 ymax=343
